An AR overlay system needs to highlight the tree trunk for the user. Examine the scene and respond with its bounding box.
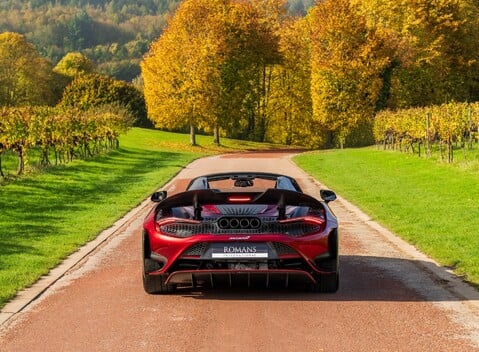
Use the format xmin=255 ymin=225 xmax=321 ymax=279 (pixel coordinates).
xmin=426 ymin=113 xmax=431 ymax=157
xmin=41 ymin=147 xmax=50 ymax=167
xmin=0 ymin=152 xmax=4 ymax=178
xmin=190 ymin=124 xmax=197 ymax=146
xmin=213 ymin=124 xmax=220 ymax=146
xmin=17 ymin=146 xmax=25 ymax=175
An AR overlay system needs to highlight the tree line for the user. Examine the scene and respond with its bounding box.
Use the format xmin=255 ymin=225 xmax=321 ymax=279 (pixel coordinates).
xmin=0 ymin=1 xmax=312 ymax=81
xmin=142 ymin=0 xmax=479 ymax=148
xmin=0 ymin=0 xmax=182 ymax=81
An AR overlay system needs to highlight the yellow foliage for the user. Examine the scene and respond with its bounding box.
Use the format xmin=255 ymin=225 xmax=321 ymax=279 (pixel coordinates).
xmin=309 ymin=0 xmax=392 ymax=146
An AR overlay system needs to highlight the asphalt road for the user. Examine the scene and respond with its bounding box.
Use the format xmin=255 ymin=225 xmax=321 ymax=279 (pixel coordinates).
xmin=1 ymin=152 xmax=478 ymax=351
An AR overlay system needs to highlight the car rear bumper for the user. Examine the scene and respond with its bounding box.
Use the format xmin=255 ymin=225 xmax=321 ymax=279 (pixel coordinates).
xmin=158 ymin=269 xmax=318 ymax=288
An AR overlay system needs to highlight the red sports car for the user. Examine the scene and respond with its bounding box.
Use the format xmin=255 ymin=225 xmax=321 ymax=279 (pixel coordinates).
xmin=142 ymin=172 xmax=339 ymax=293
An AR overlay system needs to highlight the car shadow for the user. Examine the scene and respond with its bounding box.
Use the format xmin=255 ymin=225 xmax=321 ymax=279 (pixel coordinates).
xmin=178 ymin=255 xmax=478 ymax=302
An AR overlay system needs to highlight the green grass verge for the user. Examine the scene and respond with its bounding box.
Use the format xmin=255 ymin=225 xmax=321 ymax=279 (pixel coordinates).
xmin=294 ymin=148 xmax=479 ymax=288
xmin=0 ymin=128 xmax=282 ymax=308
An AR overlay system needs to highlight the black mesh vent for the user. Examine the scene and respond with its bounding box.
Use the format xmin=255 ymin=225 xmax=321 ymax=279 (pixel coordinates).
xmin=266 ymin=222 xmax=322 ymax=237
xmin=182 ymin=243 xmax=208 ymax=256
xmin=159 ymin=218 xmax=322 ymax=238
xmin=271 ymin=242 xmax=297 ymax=255
xmin=160 ymin=222 xmax=216 ymax=237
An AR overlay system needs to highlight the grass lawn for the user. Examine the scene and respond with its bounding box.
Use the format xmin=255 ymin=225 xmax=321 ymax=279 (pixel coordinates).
xmin=0 ymin=128 xmax=281 ymax=308
xmin=294 ymin=147 xmax=479 ymax=288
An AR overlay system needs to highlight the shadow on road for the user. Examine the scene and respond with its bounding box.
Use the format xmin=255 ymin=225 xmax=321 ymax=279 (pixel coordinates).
xmin=176 ymin=255 xmax=478 ymax=303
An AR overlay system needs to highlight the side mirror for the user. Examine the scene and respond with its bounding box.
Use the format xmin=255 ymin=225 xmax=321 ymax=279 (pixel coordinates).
xmin=320 ymin=189 xmax=336 ymax=203
xmin=151 ymin=191 xmax=167 ymax=202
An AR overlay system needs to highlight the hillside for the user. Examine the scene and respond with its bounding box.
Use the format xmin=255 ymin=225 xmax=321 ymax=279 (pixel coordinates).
xmin=0 ymin=0 xmax=313 ymax=81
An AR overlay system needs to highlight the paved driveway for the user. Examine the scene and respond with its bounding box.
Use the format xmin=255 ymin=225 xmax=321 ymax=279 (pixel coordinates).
xmin=1 ymin=152 xmax=478 ymax=351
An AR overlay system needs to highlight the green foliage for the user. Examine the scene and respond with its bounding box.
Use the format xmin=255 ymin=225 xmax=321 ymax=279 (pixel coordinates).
xmin=54 ymin=52 xmax=95 ymax=78
xmin=59 ymin=73 xmax=148 ymax=126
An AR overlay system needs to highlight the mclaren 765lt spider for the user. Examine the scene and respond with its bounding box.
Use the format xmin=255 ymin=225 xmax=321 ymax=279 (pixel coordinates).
xmin=142 ymin=172 xmax=339 ymax=293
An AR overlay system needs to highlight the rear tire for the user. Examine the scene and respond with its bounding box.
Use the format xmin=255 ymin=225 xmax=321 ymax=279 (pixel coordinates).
xmin=143 ymin=270 xmax=176 ymax=294
xmin=310 ymin=271 xmax=339 ymax=293
xmin=319 ymin=271 xmax=339 ymax=293
xmin=142 ymin=233 xmax=176 ymax=294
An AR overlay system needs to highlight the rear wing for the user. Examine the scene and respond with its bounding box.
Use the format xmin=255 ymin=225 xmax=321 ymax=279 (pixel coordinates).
xmin=154 ymin=189 xmax=325 ymax=220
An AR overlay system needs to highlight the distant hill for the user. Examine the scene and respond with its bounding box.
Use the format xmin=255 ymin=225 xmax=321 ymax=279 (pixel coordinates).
xmin=0 ymin=0 xmax=313 ymax=81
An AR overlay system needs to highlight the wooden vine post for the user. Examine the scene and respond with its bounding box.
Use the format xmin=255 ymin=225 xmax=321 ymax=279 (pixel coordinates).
xmin=426 ymin=112 xmax=431 ymax=158
xmin=468 ymin=107 xmax=473 ymax=150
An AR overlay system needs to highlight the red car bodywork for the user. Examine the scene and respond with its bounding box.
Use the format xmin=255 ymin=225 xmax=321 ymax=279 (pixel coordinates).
xmin=142 ymin=173 xmax=339 ymax=293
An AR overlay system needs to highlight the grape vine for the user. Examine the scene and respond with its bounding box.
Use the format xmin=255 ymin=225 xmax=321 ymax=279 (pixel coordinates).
xmin=0 ymin=105 xmax=133 ymax=177
xmin=374 ymin=102 xmax=479 ymax=163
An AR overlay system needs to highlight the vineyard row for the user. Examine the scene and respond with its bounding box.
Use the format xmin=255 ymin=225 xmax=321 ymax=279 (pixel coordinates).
xmin=0 ymin=105 xmax=133 ymax=177
xmin=374 ymin=102 xmax=479 ymax=163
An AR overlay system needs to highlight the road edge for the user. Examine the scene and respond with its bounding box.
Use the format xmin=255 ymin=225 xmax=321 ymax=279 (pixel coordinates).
xmin=0 ymin=173 xmax=180 ymax=328
xmin=289 ymin=156 xmax=479 ymax=307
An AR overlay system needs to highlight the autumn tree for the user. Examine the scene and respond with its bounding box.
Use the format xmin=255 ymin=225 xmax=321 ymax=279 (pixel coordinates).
xmin=353 ymin=0 xmax=479 ymax=108
xmin=0 ymin=32 xmax=58 ymax=106
xmin=54 ymin=52 xmax=95 ymax=78
xmin=265 ymin=17 xmax=320 ymax=147
xmin=142 ymin=0 xmax=224 ymax=145
xmin=59 ymin=73 xmax=146 ymax=126
xmin=309 ymin=0 xmax=392 ymax=148
xmin=392 ymin=0 xmax=479 ymax=107
xmin=235 ymin=0 xmax=284 ymax=142
xmin=141 ymin=0 xmax=283 ymax=145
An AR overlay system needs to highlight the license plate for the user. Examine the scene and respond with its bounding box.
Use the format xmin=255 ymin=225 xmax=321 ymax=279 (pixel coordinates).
xmin=210 ymin=243 xmax=269 ymax=259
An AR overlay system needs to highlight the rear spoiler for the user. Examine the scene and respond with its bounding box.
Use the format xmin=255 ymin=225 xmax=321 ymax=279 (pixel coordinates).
xmin=154 ymin=189 xmax=325 ymax=220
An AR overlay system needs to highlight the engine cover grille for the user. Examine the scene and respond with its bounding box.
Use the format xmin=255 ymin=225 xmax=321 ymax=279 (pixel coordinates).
xmin=159 ymin=217 xmax=322 ymax=237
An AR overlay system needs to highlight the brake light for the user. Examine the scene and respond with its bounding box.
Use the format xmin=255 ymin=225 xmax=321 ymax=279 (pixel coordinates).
xmin=227 ymin=196 xmax=252 ymax=203
xmin=202 ymin=204 xmax=221 ymax=214
xmin=278 ymin=216 xmax=326 ymax=236
xmin=280 ymin=216 xmax=325 ymax=226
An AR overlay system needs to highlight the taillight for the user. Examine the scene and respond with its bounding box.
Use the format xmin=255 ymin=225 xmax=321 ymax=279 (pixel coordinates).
xmin=278 ymin=216 xmax=326 ymax=236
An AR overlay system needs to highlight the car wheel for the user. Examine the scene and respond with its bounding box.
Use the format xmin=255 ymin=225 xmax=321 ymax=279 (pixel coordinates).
xmin=319 ymin=271 xmax=339 ymax=293
xmin=143 ymin=269 xmax=176 ymax=294
xmin=309 ymin=271 xmax=339 ymax=293
xmin=142 ymin=233 xmax=176 ymax=294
